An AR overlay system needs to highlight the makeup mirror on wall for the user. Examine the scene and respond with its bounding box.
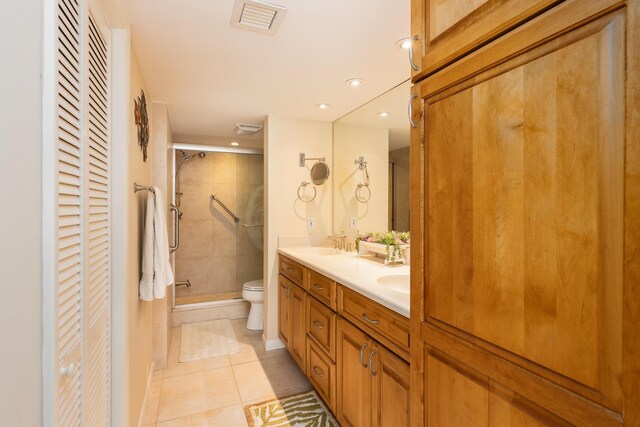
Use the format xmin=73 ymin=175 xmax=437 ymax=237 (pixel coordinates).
xmin=333 ymin=79 xmax=411 ymax=234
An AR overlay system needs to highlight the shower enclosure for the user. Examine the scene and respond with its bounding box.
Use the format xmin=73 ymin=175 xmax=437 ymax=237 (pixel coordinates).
xmin=171 ymin=144 xmax=264 ymax=306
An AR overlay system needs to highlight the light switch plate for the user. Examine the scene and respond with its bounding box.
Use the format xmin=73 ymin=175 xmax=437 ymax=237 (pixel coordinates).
xmin=350 ymin=217 xmax=357 ymax=229
xmin=307 ymin=217 xmax=315 ymax=230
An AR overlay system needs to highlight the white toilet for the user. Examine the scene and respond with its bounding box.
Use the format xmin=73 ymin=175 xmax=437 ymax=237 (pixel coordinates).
xmin=242 ymin=279 xmax=264 ymax=330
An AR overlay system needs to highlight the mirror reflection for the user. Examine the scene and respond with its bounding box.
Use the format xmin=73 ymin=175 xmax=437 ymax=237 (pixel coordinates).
xmin=333 ymin=79 xmax=411 ymax=234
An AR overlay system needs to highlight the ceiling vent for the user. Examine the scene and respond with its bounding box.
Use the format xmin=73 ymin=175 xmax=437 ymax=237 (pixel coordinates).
xmin=234 ymin=123 xmax=264 ymax=135
xmin=231 ymin=0 xmax=288 ymax=35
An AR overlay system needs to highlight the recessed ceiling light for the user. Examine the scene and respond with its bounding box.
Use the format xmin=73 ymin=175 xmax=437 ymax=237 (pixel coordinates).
xmin=396 ymin=37 xmax=412 ymax=49
xmin=346 ymin=78 xmax=364 ymax=87
xmin=230 ymin=141 xmax=240 ymax=146
xmin=316 ymin=103 xmax=330 ymax=110
xmin=377 ymin=112 xmax=390 ymax=118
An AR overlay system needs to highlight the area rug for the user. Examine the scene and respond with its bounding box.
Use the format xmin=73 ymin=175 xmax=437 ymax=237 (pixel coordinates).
xmin=179 ymin=319 xmax=240 ymax=362
xmin=245 ymin=391 xmax=338 ymax=427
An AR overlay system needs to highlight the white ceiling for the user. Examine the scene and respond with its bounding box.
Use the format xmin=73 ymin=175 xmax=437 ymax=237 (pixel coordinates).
xmin=337 ymin=79 xmax=411 ymax=151
xmin=123 ymin=0 xmax=411 ymax=144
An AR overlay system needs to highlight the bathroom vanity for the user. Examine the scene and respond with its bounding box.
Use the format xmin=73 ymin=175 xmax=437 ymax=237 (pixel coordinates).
xmin=277 ymin=247 xmax=410 ymax=426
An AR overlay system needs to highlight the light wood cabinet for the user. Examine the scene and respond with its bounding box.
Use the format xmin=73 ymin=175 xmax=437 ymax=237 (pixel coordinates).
xmin=410 ymin=0 xmax=562 ymax=79
xmin=279 ymin=255 xmax=412 ymax=423
xmin=372 ymin=343 xmax=411 ymax=427
xmin=278 ymin=273 xmax=306 ymax=373
xmin=289 ymin=282 xmax=306 ymax=372
xmin=277 ymin=274 xmax=290 ymax=347
xmin=410 ymin=0 xmax=640 ymax=425
xmin=337 ymin=318 xmax=411 ymax=427
xmin=337 ymin=318 xmax=372 ymax=427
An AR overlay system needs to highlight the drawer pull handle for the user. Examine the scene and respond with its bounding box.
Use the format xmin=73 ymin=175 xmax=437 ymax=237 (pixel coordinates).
xmin=359 ymin=343 xmax=368 ymax=368
xmin=312 ymin=283 xmax=324 ymax=291
xmin=362 ymin=313 xmax=379 ymax=325
xmin=312 ymin=320 xmax=324 ymax=329
xmin=312 ymin=366 xmax=325 ymax=377
xmin=369 ymin=350 xmax=378 ymax=376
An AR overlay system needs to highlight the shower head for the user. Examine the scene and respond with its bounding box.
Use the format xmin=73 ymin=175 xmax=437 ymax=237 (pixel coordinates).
xmin=179 ymin=151 xmax=206 ymax=164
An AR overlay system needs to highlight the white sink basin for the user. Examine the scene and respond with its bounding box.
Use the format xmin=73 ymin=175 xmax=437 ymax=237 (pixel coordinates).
xmin=376 ymin=275 xmax=410 ymax=294
xmin=298 ymin=247 xmax=342 ymax=256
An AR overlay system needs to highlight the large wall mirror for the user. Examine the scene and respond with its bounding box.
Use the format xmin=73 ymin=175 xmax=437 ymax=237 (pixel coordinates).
xmin=333 ymin=79 xmax=411 ymax=234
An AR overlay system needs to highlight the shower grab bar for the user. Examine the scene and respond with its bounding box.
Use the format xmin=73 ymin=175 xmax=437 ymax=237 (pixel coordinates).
xmin=242 ymin=224 xmax=264 ymax=227
xmin=210 ymin=194 xmax=240 ymax=223
xmin=169 ymin=204 xmax=179 ymax=253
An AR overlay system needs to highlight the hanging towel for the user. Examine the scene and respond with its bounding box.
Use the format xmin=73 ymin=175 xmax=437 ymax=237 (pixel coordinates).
xmin=151 ymin=186 xmax=174 ymax=298
xmin=139 ymin=187 xmax=174 ymax=301
xmin=139 ymin=191 xmax=155 ymax=301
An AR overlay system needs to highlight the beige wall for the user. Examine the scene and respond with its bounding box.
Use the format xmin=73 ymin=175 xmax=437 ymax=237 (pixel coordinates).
xmin=264 ymin=116 xmax=333 ymax=345
xmin=389 ymin=147 xmax=410 ymax=232
xmin=151 ymin=102 xmax=173 ymax=368
xmin=0 ymin=0 xmax=42 ymax=425
xmin=174 ymin=153 xmax=264 ymax=302
xmin=128 ymin=48 xmax=155 ymax=427
xmin=333 ymin=123 xmax=389 ymax=234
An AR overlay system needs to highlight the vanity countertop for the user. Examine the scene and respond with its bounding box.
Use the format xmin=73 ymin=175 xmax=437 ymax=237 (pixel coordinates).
xmin=277 ymin=246 xmax=410 ymax=318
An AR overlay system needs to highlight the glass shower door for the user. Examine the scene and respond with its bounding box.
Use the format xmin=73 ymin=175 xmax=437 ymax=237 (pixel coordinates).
xmin=235 ymin=154 xmax=264 ymax=295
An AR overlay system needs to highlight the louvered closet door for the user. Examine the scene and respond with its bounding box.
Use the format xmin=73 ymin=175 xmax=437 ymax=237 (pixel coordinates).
xmin=55 ymin=0 xmax=84 ymax=424
xmin=84 ymin=9 xmax=110 ymax=427
xmin=51 ymin=0 xmax=111 ymax=425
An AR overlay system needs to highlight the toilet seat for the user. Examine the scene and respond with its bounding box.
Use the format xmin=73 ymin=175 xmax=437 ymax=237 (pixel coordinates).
xmin=242 ymin=279 xmax=263 ymax=292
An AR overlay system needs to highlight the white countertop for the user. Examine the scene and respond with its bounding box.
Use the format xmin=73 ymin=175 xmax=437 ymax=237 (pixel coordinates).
xmin=277 ymin=246 xmax=410 ymax=318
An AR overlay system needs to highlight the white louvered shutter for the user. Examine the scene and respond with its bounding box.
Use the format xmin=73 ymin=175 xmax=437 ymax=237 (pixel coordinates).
xmin=84 ymin=10 xmax=110 ymax=427
xmin=55 ymin=0 xmax=84 ymax=425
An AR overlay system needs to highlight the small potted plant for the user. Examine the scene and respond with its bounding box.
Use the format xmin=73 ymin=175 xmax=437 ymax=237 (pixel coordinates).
xmin=357 ymin=231 xmax=410 ymax=265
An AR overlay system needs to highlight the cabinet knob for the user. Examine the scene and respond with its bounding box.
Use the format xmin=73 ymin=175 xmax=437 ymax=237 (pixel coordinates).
xmin=59 ymin=362 xmax=77 ymax=378
xmin=408 ymin=35 xmax=420 ymax=71
xmin=362 ymin=313 xmax=380 ymax=325
xmin=408 ymin=93 xmax=419 ymax=129
xmin=312 ymin=320 xmax=324 ymax=329
xmin=369 ymin=350 xmax=378 ymax=376
xmin=359 ymin=343 xmax=369 ymax=368
xmin=312 ymin=366 xmax=325 ymax=377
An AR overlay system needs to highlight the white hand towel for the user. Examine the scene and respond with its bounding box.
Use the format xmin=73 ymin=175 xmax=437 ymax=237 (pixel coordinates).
xmin=139 ymin=191 xmax=155 ymax=301
xmin=151 ymin=186 xmax=174 ymax=299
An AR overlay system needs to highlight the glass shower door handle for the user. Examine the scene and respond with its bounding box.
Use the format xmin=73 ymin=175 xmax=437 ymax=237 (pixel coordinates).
xmin=169 ymin=204 xmax=179 ymax=253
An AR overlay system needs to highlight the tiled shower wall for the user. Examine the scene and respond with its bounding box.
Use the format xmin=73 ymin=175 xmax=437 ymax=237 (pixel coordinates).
xmin=175 ymin=152 xmax=264 ymax=301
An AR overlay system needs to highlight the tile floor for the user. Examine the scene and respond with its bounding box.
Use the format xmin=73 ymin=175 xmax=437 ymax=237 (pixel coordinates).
xmin=142 ymin=318 xmax=312 ymax=426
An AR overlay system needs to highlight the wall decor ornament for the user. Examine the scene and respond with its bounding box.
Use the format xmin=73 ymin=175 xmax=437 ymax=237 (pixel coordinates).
xmin=134 ymin=90 xmax=149 ymax=161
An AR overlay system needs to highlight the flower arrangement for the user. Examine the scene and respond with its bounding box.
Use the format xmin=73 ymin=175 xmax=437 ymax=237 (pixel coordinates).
xmin=357 ymin=231 xmax=410 ymax=265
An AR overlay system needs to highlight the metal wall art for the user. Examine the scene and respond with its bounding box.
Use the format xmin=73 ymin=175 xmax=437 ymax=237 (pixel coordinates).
xmin=134 ymin=90 xmax=149 ymax=161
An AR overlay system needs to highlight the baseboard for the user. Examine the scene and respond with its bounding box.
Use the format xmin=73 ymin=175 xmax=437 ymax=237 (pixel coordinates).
xmin=263 ymin=336 xmax=286 ymax=351
xmin=137 ymin=361 xmax=156 ymax=427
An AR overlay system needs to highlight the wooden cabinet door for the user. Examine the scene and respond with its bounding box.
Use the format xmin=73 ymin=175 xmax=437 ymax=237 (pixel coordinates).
xmin=411 ymin=1 xmax=640 ymax=425
xmin=278 ymin=274 xmax=290 ymax=347
xmin=337 ymin=318 xmax=372 ymax=427
xmin=412 ymin=0 xmax=561 ymax=78
xmin=289 ymin=283 xmax=306 ymax=372
xmin=371 ymin=343 xmax=410 ymax=427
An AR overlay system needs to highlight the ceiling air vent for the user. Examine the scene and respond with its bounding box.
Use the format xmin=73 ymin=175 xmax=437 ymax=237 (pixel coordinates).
xmin=231 ymin=0 xmax=288 ymax=35
xmin=234 ymin=123 xmax=264 ymax=135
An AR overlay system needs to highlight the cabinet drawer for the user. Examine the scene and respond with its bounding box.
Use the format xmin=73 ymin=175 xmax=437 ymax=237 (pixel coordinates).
xmin=307 ymin=339 xmax=337 ymax=413
xmin=306 ymin=296 xmax=337 ymax=361
xmin=339 ymin=286 xmax=410 ymax=357
xmin=279 ymin=255 xmax=305 ymax=286
xmin=307 ymin=269 xmax=337 ymax=310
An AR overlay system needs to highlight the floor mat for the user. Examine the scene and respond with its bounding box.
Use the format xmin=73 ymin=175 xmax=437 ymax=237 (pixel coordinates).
xmin=245 ymin=391 xmax=338 ymax=427
xmin=180 ymin=319 xmax=240 ymax=362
